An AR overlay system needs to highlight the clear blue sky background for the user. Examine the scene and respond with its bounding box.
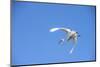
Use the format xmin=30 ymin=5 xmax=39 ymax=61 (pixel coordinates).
xmin=12 ymin=1 xmax=96 ymax=65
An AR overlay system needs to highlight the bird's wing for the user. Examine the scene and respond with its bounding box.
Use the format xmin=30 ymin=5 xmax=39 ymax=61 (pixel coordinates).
xmin=59 ymin=38 xmax=65 ymax=45
xmin=67 ymin=35 xmax=73 ymax=41
xmin=49 ymin=28 xmax=60 ymax=32
xmin=50 ymin=28 xmax=71 ymax=33
xmin=69 ymin=35 xmax=77 ymax=54
xmin=72 ymin=36 xmax=77 ymax=44
xmin=60 ymin=28 xmax=71 ymax=33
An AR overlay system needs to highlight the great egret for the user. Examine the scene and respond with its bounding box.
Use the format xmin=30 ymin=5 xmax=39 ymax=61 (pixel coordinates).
xmin=49 ymin=27 xmax=80 ymax=54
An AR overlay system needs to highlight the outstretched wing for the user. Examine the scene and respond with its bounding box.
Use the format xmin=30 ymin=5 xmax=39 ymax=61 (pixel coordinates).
xmin=73 ymin=37 xmax=77 ymax=44
xmin=49 ymin=28 xmax=71 ymax=33
xmin=72 ymin=33 xmax=78 ymax=44
xmin=69 ymin=36 xmax=77 ymax=54
xmin=49 ymin=28 xmax=60 ymax=32
xmin=59 ymin=38 xmax=65 ymax=45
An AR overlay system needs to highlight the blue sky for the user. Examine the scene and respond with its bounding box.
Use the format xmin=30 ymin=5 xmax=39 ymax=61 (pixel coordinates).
xmin=12 ymin=1 xmax=96 ymax=65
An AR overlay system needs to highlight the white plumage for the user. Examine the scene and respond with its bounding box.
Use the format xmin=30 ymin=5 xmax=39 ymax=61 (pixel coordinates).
xmin=50 ymin=27 xmax=79 ymax=54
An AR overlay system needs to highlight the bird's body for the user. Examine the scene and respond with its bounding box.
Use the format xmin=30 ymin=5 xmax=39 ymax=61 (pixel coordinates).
xmin=50 ymin=27 xmax=79 ymax=54
xmin=50 ymin=27 xmax=78 ymax=44
xmin=67 ymin=30 xmax=78 ymax=44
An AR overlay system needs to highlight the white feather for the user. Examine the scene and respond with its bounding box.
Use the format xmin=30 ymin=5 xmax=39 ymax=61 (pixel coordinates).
xmin=50 ymin=27 xmax=79 ymax=54
xmin=49 ymin=28 xmax=60 ymax=32
xmin=50 ymin=28 xmax=71 ymax=33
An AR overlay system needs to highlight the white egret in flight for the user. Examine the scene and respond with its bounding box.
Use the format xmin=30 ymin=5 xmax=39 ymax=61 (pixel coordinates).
xmin=49 ymin=27 xmax=80 ymax=54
